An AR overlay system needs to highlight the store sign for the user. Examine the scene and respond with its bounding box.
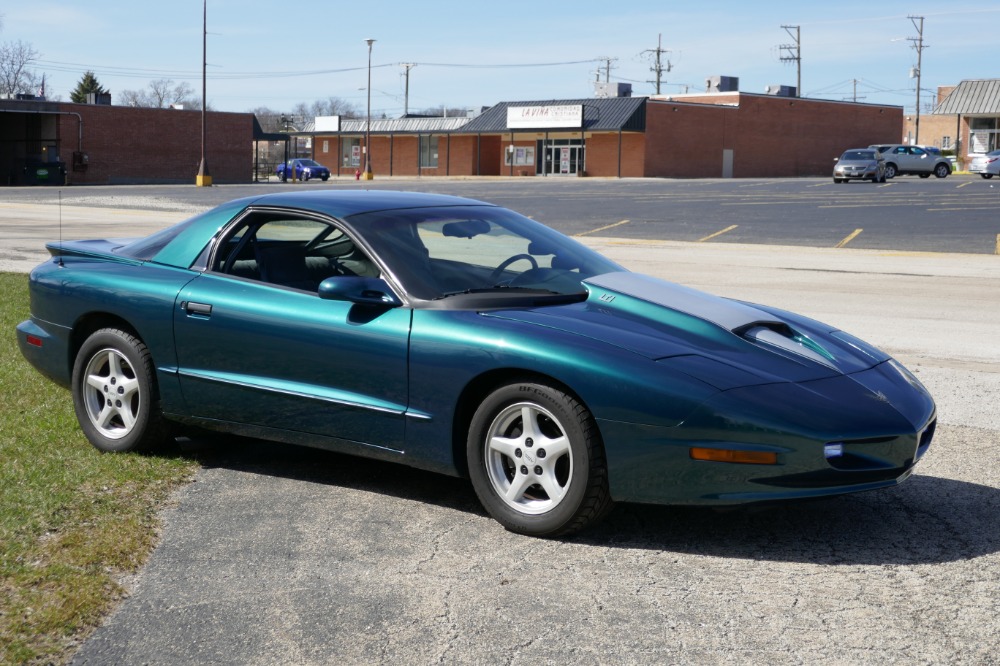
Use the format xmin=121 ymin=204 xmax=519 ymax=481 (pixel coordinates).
xmin=507 ymin=105 xmax=583 ymax=129
xmin=315 ymin=115 xmax=340 ymax=132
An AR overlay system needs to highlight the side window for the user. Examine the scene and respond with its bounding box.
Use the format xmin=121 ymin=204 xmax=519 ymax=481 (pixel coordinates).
xmin=911 ymin=147 xmax=926 ymax=156
xmin=894 ymin=147 xmax=907 ymax=155
xmin=212 ymin=213 xmax=378 ymax=292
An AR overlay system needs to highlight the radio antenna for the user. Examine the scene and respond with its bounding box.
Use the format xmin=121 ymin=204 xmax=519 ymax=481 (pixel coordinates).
xmin=58 ymin=190 xmax=64 ymax=267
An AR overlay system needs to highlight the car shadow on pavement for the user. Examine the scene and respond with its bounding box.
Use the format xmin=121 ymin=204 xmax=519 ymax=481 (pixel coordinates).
xmin=177 ymin=435 xmax=999 ymax=567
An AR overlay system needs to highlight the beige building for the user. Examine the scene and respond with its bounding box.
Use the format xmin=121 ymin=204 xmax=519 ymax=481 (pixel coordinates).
xmin=904 ymin=80 xmax=1000 ymax=169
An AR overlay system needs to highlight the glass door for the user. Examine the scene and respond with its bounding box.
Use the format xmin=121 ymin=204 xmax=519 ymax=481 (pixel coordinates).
xmin=539 ymin=141 xmax=584 ymax=176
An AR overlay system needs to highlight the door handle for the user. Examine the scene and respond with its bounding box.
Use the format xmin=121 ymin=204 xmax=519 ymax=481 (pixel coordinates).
xmin=182 ymin=301 xmax=213 ymax=316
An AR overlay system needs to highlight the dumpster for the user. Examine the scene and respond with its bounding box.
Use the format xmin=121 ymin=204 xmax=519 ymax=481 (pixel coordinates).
xmin=24 ymin=162 xmax=67 ymax=186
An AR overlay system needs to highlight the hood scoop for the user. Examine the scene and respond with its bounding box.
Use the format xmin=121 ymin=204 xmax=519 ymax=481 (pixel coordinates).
xmin=586 ymin=272 xmax=781 ymax=332
xmin=585 ymin=272 xmax=837 ymax=369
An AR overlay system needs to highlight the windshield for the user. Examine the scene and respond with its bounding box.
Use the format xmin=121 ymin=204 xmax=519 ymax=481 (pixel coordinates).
xmin=296 ymin=159 xmax=321 ymax=167
xmin=842 ymin=150 xmax=877 ymax=161
xmin=347 ymin=205 xmax=623 ymax=301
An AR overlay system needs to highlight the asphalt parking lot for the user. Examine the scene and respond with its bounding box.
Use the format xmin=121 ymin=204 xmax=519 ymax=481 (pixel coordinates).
xmin=3 ymin=179 xmax=998 ymax=665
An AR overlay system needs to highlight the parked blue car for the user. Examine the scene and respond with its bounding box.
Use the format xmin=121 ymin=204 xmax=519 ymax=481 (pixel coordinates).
xmin=16 ymin=191 xmax=935 ymax=537
xmin=276 ymin=158 xmax=330 ymax=181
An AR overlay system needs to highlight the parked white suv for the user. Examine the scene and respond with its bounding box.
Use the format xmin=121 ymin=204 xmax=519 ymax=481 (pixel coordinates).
xmin=869 ymin=144 xmax=952 ymax=179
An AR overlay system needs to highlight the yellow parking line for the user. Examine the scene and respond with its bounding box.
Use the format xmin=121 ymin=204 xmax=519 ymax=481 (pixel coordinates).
xmin=698 ymin=225 xmax=738 ymax=242
xmin=957 ymin=181 xmax=972 ymax=189
xmin=836 ymin=228 xmax=863 ymax=248
xmin=574 ymin=219 xmax=629 ymax=237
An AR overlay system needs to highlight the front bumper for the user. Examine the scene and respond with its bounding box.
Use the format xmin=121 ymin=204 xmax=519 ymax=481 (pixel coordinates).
xmin=601 ymin=362 xmax=936 ymax=505
xmin=834 ymin=167 xmax=879 ymax=180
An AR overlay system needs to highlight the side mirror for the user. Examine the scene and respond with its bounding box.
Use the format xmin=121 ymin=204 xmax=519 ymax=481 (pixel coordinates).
xmin=319 ymin=276 xmax=402 ymax=307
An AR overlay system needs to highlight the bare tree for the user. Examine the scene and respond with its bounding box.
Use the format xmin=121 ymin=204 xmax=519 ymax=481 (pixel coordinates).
xmin=0 ymin=39 xmax=40 ymax=96
xmin=119 ymin=79 xmax=201 ymax=109
xmin=310 ymin=96 xmax=361 ymax=118
xmin=250 ymin=106 xmax=284 ymax=133
xmin=416 ymin=105 xmax=470 ymax=118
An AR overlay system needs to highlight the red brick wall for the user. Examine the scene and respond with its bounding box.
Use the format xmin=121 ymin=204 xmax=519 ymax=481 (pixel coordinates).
xmin=56 ymin=103 xmax=253 ymax=185
xmin=447 ymin=135 xmax=480 ymax=175
xmin=645 ymin=95 xmax=902 ymax=177
xmin=645 ymin=102 xmax=731 ymax=177
xmin=477 ymin=136 xmax=502 ymax=175
xmin=584 ymin=133 xmax=645 ymax=177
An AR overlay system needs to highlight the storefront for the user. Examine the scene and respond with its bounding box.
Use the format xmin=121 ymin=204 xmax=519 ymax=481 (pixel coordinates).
xmin=931 ymin=79 xmax=1000 ymax=166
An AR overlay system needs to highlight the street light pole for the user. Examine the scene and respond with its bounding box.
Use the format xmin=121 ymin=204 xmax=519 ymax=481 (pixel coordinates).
xmin=363 ymin=38 xmax=376 ymax=180
xmin=196 ymin=0 xmax=211 ymax=186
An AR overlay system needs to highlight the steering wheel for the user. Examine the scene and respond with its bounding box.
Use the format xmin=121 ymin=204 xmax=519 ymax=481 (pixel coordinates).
xmin=489 ymin=253 xmax=538 ymax=283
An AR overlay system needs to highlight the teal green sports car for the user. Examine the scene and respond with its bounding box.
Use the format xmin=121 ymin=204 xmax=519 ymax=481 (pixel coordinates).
xmin=17 ymin=191 xmax=936 ymax=537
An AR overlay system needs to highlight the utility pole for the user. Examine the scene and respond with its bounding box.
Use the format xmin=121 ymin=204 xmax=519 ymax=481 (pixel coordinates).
xmin=593 ymin=56 xmax=617 ymax=84
xmin=643 ymin=34 xmax=671 ymax=95
xmin=907 ymin=15 xmax=926 ymax=144
xmin=778 ymin=25 xmax=801 ymax=97
xmin=848 ymin=78 xmax=865 ymax=103
xmin=195 ymin=0 xmax=211 ymax=186
xmin=400 ymin=63 xmax=416 ymax=116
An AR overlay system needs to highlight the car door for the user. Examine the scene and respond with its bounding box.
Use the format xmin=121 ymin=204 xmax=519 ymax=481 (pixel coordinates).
xmin=908 ymin=146 xmax=931 ymax=173
xmin=891 ymin=146 xmax=910 ymax=172
xmin=172 ymin=212 xmax=411 ymax=450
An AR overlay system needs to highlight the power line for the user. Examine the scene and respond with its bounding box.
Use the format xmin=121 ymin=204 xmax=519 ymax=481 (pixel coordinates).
xmin=34 ymin=58 xmax=604 ymax=82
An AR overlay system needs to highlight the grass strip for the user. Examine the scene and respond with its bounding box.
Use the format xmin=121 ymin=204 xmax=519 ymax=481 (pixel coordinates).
xmin=0 ymin=272 xmax=197 ymax=665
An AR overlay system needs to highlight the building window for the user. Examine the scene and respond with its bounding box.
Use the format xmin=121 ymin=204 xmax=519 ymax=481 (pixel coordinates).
xmin=941 ymin=136 xmax=951 ymax=150
xmin=504 ymin=145 xmax=535 ymax=166
xmin=341 ymin=138 xmax=361 ymax=167
xmin=322 ymin=140 xmax=329 ymax=153
xmin=420 ymin=135 xmax=439 ymax=168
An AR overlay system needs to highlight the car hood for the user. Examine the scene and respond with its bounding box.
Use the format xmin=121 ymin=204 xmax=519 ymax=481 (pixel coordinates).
xmin=836 ymin=158 xmax=878 ymax=166
xmin=483 ymin=272 xmax=890 ymax=390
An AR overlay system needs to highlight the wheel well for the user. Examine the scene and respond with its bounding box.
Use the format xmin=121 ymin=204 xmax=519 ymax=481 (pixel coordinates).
xmin=68 ymin=313 xmax=140 ymax=376
xmin=450 ymin=369 xmax=585 ymax=479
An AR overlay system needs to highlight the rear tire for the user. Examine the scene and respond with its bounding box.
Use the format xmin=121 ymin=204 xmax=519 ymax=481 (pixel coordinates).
xmin=467 ymin=381 xmax=612 ymax=537
xmin=72 ymin=328 xmax=170 ymax=453
xmin=884 ymin=163 xmax=898 ymax=179
xmin=983 ymin=174 xmax=994 ymax=179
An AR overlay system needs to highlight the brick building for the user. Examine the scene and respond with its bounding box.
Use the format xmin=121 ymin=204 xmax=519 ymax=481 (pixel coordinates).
xmin=3 ymin=89 xmax=905 ymax=185
xmin=907 ymin=80 xmax=1000 ymax=169
xmin=299 ymin=93 xmax=902 ymax=179
xmin=1 ymin=98 xmax=254 ymax=185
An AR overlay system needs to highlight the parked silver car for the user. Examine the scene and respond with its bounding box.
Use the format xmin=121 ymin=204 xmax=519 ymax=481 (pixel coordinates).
xmin=868 ymin=144 xmax=951 ymax=179
xmin=833 ymin=148 xmax=886 ymax=184
xmin=969 ymin=149 xmax=1000 ymax=179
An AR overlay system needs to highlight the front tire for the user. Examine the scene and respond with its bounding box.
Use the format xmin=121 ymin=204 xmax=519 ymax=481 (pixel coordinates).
xmin=467 ymin=381 xmax=612 ymax=537
xmin=982 ymin=173 xmax=994 ymax=179
xmin=72 ymin=328 xmax=169 ymax=453
xmin=934 ymin=163 xmax=950 ymax=178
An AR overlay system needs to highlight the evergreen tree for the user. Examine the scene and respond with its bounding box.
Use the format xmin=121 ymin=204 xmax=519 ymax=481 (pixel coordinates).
xmin=70 ymin=71 xmax=107 ymax=103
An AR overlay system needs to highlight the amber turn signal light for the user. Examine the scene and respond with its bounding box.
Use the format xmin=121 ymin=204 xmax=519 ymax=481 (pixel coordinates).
xmin=689 ymin=447 xmax=778 ymax=465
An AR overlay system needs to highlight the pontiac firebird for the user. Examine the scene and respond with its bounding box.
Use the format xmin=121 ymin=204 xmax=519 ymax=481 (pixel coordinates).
xmin=16 ymin=191 xmax=936 ymax=537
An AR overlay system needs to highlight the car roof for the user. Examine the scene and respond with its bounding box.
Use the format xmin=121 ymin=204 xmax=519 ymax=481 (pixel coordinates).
xmin=247 ymin=190 xmax=491 ymax=218
xmin=149 ymin=190 xmax=496 ymax=269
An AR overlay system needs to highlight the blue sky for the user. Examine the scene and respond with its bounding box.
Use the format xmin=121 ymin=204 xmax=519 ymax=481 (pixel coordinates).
xmin=4 ymin=2 xmax=999 ymax=116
